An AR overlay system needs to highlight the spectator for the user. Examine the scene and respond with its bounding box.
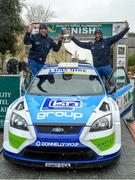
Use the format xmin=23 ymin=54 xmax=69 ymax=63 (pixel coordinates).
xmin=18 ymin=61 xmax=28 ymax=72
xmin=6 ymin=58 xmax=18 ymax=74
xmin=128 ymin=71 xmax=132 ymax=79
xmin=0 ymin=68 xmax=2 ymax=75
xmin=128 ymin=71 xmax=134 ymax=88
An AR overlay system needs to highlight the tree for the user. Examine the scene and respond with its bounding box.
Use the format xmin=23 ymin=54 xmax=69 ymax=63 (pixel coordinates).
xmin=128 ymin=54 xmax=135 ymax=66
xmin=25 ymin=4 xmax=55 ymax=24
xmin=0 ymin=0 xmax=24 ymax=56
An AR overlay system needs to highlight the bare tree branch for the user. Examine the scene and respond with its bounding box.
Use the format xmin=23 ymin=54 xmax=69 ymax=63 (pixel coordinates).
xmin=25 ymin=4 xmax=56 ymax=24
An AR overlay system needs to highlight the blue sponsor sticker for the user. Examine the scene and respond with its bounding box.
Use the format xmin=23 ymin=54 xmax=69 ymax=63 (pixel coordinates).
xmin=41 ymin=98 xmax=82 ymax=111
xmin=48 ymin=68 xmax=87 ymax=74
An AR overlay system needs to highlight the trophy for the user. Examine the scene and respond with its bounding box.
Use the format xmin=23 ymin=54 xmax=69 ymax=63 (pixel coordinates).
xmin=61 ymin=28 xmax=71 ymax=43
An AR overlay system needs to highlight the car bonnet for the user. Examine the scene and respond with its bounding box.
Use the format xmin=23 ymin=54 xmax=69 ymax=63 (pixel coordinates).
xmin=25 ymin=95 xmax=105 ymax=124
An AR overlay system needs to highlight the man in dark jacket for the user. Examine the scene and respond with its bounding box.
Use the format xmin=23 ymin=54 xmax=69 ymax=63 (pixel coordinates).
xmin=71 ymin=21 xmax=129 ymax=79
xmin=24 ymin=23 xmax=63 ymax=76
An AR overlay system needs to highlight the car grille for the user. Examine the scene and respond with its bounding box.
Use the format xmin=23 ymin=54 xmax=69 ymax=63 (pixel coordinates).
xmin=35 ymin=125 xmax=83 ymax=134
xmin=21 ymin=147 xmax=95 ymax=161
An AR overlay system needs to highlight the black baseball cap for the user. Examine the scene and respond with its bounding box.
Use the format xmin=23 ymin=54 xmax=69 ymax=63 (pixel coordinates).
xmin=39 ymin=23 xmax=48 ymax=30
xmin=94 ymin=29 xmax=103 ymax=36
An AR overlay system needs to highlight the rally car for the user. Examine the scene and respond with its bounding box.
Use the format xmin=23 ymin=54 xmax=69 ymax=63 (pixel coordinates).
xmin=3 ymin=62 xmax=133 ymax=168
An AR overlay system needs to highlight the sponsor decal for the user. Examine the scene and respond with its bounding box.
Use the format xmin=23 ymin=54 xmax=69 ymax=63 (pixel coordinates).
xmin=37 ymin=111 xmax=83 ymax=120
xmin=64 ymin=71 xmax=89 ymax=75
xmin=9 ymin=132 xmax=27 ymax=149
xmin=45 ymin=163 xmax=71 ymax=168
xmin=37 ymin=98 xmax=83 ymax=120
xmin=36 ymin=141 xmax=80 ymax=147
xmin=90 ymin=132 xmax=115 ymax=151
xmin=123 ymin=91 xmax=132 ymax=108
xmin=41 ymin=98 xmax=82 ymax=111
xmin=49 ymin=68 xmax=87 ymax=74
xmin=116 ymin=90 xmax=133 ymax=112
xmin=116 ymin=96 xmax=122 ymax=110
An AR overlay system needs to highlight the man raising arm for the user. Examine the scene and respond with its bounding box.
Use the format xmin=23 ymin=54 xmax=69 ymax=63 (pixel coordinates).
xmin=71 ymin=20 xmax=129 ymax=80
xmin=24 ymin=23 xmax=63 ymax=76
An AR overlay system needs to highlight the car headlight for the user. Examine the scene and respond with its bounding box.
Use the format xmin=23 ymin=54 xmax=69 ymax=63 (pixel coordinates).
xmin=90 ymin=114 xmax=112 ymax=132
xmin=10 ymin=113 xmax=28 ymax=131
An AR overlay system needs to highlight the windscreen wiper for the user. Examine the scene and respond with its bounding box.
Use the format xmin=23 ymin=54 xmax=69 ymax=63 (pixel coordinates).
xmin=37 ymin=82 xmax=48 ymax=93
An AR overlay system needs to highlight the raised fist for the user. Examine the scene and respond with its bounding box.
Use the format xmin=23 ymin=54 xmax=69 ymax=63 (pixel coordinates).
xmin=27 ymin=24 xmax=33 ymax=33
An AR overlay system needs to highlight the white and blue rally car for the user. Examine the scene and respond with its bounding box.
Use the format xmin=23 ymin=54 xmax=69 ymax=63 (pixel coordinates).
xmin=3 ymin=63 xmax=133 ymax=168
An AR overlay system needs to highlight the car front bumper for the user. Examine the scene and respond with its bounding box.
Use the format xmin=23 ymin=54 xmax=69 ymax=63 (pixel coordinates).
xmin=3 ymin=148 xmax=121 ymax=169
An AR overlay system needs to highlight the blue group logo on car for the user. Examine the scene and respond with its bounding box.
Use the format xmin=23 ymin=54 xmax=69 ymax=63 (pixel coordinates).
xmin=41 ymin=98 xmax=82 ymax=111
xmin=36 ymin=98 xmax=84 ymax=121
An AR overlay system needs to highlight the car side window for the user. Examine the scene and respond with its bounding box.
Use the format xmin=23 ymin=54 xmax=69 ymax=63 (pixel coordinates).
xmin=108 ymin=67 xmax=129 ymax=90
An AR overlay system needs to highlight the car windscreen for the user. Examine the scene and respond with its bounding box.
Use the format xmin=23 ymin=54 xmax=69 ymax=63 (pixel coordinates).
xmin=27 ymin=74 xmax=105 ymax=96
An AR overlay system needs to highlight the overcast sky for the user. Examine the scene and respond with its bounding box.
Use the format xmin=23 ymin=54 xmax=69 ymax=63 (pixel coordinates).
xmin=27 ymin=0 xmax=135 ymax=32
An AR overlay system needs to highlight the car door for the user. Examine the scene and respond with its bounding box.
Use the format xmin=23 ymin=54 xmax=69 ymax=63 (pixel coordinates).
xmin=107 ymin=67 xmax=133 ymax=118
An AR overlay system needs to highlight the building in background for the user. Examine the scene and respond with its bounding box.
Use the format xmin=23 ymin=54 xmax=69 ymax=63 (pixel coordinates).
xmin=128 ymin=33 xmax=135 ymax=57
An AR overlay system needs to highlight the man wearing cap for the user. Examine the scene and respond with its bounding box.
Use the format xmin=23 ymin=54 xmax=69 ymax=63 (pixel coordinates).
xmin=71 ymin=20 xmax=129 ymax=80
xmin=24 ymin=23 xmax=63 ymax=76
